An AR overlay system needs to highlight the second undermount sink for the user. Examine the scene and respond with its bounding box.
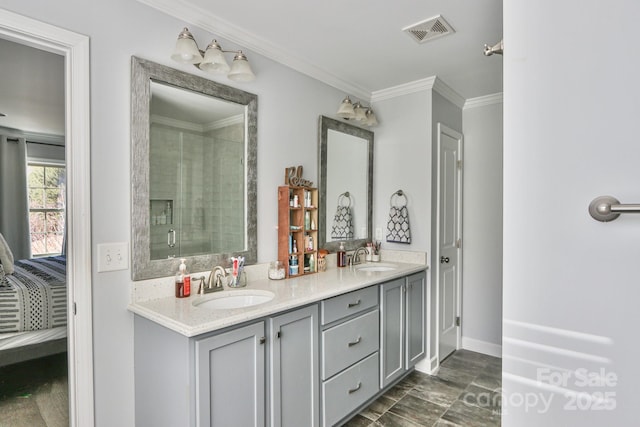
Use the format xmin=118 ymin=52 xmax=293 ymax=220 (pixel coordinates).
xmin=193 ymin=290 xmax=275 ymax=310
xmin=355 ymin=263 xmax=398 ymax=272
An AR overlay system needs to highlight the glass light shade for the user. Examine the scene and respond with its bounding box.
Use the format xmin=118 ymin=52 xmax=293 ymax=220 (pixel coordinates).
xmin=228 ymin=52 xmax=256 ymax=82
xmin=171 ymin=28 xmax=203 ymax=64
xmin=365 ymin=108 xmax=378 ymax=126
xmin=199 ymin=41 xmax=230 ymax=74
xmin=336 ymin=96 xmax=355 ymax=119
xmin=353 ymin=102 xmax=367 ymax=121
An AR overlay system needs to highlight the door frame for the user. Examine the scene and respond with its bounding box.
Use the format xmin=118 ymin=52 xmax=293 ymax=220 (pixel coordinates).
xmin=435 ymin=122 xmax=463 ymax=364
xmin=0 ymin=9 xmax=94 ymax=426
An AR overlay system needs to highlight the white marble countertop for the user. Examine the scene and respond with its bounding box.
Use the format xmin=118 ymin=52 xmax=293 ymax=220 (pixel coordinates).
xmin=128 ymin=260 xmax=427 ymax=337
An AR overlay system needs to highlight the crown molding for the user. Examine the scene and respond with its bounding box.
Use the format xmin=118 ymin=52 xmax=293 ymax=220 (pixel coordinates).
xmin=370 ymin=76 xmax=436 ymax=102
xmin=464 ymin=92 xmax=503 ymax=110
xmin=432 ymin=78 xmax=465 ymax=109
xmin=151 ymin=113 xmax=244 ymax=133
xmin=151 ymin=114 xmax=204 ymax=132
xmin=206 ymin=114 xmax=244 ymax=131
xmin=137 ymin=0 xmax=371 ymax=100
xmin=370 ymin=76 xmax=465 ymax=109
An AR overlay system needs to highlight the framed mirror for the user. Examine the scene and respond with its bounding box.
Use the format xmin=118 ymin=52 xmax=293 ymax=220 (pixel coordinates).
xmin=131 ymin=57 xmax=257 ymax=280
xmin=318 ymin=116 xmax=373 ymax=252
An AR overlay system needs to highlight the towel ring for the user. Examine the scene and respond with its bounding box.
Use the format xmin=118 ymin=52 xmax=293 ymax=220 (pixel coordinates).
xmin=338 ymin=191 xmax=352 ymax=208
xmin=389 ymin=190 xmax=407 ymax=208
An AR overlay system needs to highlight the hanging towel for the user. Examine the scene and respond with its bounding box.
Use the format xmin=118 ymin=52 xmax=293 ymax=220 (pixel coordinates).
xmin=0 ymin=232 xmax=15 ymax=274
xmin=331 ymin=192 xmax=354 ymax=240
xmin=386 ymin=190 xmax=411 ymax=244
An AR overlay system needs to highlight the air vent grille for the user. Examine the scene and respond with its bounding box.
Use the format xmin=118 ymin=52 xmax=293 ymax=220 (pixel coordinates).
xmin=403 ymin=15 xmax=455 ymax=44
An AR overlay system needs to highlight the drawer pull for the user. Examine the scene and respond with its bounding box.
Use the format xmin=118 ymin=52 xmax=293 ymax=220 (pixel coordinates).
xmin=348 ymin=336 xmax=361 ymax=347
xmin=348 ymin=299 xmax=361 ymax=308
xmin=348 ymin=382 xmax=362 ymax=394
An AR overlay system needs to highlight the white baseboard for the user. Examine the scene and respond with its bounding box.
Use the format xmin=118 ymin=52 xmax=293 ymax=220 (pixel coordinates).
xmin=415 ymin=355 xmax=439 ymax=375
xmin=461 ymin=337 xmax=502 ymax=358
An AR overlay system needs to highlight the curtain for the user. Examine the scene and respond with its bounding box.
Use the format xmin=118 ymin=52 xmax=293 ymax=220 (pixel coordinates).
xmin=0 ymin=135 xmax=31 ymax=259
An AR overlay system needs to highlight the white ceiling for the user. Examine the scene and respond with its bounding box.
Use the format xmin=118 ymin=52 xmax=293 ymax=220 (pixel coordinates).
xmin=141 ymin=0 xmax=503 ymax=100
xmin=0 ymin=1 xmax=502 ymax=136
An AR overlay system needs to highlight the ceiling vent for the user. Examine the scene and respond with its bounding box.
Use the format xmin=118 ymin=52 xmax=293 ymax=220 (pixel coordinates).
xmin=403 ymin=15 xmax=455 ymax=44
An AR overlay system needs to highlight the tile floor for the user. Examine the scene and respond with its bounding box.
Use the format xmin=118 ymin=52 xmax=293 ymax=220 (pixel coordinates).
xmin=343 ymin=350 xmax=502 ymax=427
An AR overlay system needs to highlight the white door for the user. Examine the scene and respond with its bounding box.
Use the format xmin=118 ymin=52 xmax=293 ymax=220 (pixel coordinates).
xmin=437 ymin=123 xmax=462 ymax=361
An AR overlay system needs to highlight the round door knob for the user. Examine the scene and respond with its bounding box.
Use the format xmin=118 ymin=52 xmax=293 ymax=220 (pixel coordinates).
xmin=440 ymin=256 xmax=450 ymax=264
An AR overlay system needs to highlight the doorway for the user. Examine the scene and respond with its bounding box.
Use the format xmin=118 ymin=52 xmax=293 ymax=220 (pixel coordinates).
xmin=0 ymin=9 xmax=93 ymax=426
xmin=436 ymin=123 xmax=463 ymax=362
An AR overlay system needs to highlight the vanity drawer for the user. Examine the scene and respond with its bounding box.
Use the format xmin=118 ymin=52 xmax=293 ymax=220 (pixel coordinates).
xmin=322 ymin=309 xmax=379 ymax=380
xmin=322 ymin=352 xmax=379 ymax=427
xmin=321 ymin=285 xmax=378 ymax=325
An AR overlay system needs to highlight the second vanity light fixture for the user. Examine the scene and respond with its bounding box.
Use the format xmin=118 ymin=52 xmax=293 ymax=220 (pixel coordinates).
xmin=171 ymin=27 xmax=256 ymax=82
xmin=336 ymin=96 xmax=378 ymax=127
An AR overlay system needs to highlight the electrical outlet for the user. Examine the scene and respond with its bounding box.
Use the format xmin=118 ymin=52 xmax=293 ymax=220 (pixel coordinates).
xmin=97 ymin=242 xmax=129 ymax=272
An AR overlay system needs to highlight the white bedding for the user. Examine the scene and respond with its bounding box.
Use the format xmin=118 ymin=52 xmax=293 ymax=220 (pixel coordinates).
xmin=0 ymin=326 xmax=67 ymax=351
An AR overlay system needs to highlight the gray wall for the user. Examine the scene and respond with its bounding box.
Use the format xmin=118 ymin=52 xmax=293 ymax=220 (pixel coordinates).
xmin=462 ymin=98 xmax=503 ymax=354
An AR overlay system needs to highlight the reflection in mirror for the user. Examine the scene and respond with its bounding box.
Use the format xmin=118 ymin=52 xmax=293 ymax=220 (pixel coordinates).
xmin=318 ymin=116 xmax=373 ymax=252
xmin=131 ymin=57 xmax=257 ymax=280
xmin=149 ymin=82 xmax=245 ymax=259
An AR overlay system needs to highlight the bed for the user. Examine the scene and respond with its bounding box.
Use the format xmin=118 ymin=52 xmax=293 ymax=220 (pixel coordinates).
xmin=0 ymin=256 xmax=67 ymax=366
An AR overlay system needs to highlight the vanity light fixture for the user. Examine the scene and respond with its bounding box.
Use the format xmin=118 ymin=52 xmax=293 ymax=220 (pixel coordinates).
xmin=171 ymin=27 xmax=256 ymax=82
xmin=336 ymin=96 xmax=378 ymax=127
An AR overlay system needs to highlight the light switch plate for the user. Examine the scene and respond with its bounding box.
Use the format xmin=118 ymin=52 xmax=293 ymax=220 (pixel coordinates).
xmin=97 ymin=242 xmax=129 ymax=272
xmin=375 ymin=227 xmax=383 ymax=241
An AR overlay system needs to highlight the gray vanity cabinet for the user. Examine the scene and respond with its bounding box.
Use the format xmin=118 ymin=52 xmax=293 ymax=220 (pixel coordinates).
xmin=195 ymin=321 xmax=266 ymax=427
xmin=380 ymin=271 xmax=426 ymax=388
xmin=268 ymin=305 xmax=319 ymax=427
xmin=133 ymin=269 xmax=426 ymax=427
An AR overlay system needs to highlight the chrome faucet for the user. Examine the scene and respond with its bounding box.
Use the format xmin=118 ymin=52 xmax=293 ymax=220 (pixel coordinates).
xmin=195 ymin=266 xmax=228 ymax=294
xmin=350 ymin=247 xmax=369 ymax=266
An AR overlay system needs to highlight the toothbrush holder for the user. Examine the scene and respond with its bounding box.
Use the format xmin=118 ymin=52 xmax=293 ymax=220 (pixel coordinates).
xmin=228 ymin=271 xmax=247 ymax=288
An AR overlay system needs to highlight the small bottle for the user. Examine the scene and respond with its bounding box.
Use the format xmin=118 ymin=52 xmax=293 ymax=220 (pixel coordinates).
xmin=309 ymin=254 xmax=315 ymax=272
xmin=293 ymin=194 xmax=299 ymax=208
xmin=308 ymin=236 xmax=314 ymax=251
xmin=337 ymin=242 xmax=346 ymax=268
xmin=175 ymin=258 xmax=191 ymax=298
xmin=292 ymin=239 xmax=298 ymax=253
xmin=290 ymin=255 xmax=299 ymax=276
xmin=311 ymin=218 xmax=316 ymax=230
xmin=305 ymin=211 xmax=311 ymax=229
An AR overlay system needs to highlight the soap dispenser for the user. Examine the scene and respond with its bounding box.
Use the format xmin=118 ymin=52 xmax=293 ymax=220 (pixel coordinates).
xmin=175 ymin=258 xmax=191 ymax=298
xmin=337 ymin=242 xmax=346 ymax=268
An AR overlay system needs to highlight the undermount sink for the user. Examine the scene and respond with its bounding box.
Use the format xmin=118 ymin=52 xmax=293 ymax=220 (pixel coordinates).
xmin=193 ymin=290 xmax=275 ymax=310
xmin=355 ymin=263 xmax=398 ymax=272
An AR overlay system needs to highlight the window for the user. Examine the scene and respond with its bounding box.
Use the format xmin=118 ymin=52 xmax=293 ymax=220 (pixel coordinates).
xmin=27 ymin=163 xmax=66 ymax=257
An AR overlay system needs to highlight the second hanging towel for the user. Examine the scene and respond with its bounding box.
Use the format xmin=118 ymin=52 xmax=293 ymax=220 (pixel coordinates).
xmin=386 ymin=190 xmax=411 ymax=244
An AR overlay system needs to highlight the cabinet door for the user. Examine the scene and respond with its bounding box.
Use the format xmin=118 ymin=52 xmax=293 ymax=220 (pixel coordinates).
xmin=379 ymin=278 xmax=405 ymax=388
xmin=405 ymin=271 xmax=426 ymax=368
xmin=269 ymin=305 xmax=319 ymax=427
xmin=195 ymin=322 xmax=265 ymax=427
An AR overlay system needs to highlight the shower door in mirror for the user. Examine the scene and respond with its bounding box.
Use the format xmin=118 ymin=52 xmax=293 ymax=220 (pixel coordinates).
xmin=149 ymin=81 xmax=245 ymax=260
